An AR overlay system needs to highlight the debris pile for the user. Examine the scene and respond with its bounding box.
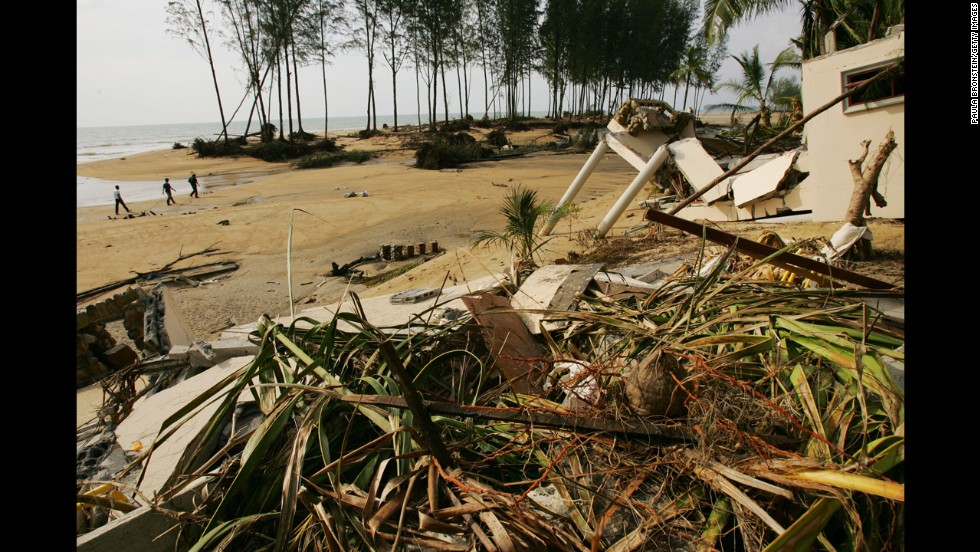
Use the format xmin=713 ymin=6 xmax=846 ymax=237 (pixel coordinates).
xmin=77 ymin=232 xmax=904 ymax=550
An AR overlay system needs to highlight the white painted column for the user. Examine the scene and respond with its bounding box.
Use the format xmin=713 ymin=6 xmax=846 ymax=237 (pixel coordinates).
xmin=595 ymin=144 xmax=669 ymax=238
xmin=539 ymin=139 xmax=610 ymax=237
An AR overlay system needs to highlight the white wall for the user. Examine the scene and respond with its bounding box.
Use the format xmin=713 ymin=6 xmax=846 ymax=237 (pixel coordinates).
xmin=801 ymin=31 xmax=905 ymax=221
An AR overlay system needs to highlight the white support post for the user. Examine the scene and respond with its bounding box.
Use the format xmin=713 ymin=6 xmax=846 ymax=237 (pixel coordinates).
xmin=539 ymin=139 xmax=610 ymax=237
xmin=595 ymin=145 xmax=669 ymax=238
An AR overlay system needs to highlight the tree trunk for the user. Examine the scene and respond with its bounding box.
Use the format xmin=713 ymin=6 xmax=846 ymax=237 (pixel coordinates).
xmin=844 ymin=129 xmax=898 ymax=256
xmin=194 ymin=0 xmax=228 ymax=144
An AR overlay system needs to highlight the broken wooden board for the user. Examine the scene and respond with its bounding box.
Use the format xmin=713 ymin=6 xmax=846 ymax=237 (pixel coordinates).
xmin=461 ymin=293 xmax=549 ymax=394
xmin=510 ymin=263 xmax=604 ymax=334
xmin=667 ymin=137 xmax=731 ymax=204
xmin=731 ymin=150 xmax=800 ymax=208
xmin=644 ymin=209 xmax=896 ymax=290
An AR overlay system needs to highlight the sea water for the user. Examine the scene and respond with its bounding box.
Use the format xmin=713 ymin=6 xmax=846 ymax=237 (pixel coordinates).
xmin=76 ymin=115 xmax=391 ymax=208
xmin=76 ymin=112 xmax=548 ymax=208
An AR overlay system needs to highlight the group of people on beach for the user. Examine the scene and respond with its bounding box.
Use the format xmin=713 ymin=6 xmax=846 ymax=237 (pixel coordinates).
xmin=114 ymin=172 xmax=200 ymax=215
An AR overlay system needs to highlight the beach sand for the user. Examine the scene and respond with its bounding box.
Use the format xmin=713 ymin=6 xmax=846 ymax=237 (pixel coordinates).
xmin=76 ymin=129 xmax=905 ymax=346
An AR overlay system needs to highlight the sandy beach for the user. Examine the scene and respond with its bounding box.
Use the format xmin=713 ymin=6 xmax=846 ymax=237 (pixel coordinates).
xmin=76 ymin=128 xmax=905 ymax=346
xmin=77 ymin=130 xmax=637 ymax=342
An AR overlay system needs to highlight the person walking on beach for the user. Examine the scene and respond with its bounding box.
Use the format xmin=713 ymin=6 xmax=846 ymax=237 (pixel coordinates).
xmin=114 ymin=185 xmax=131 ymax=216
xmin=188 ymin=172 xmax=199 ymax=198
xmin=163 ymin=178 xmax=177 ymax=205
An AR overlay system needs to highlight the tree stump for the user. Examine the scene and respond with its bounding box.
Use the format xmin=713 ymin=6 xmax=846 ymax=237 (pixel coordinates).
xmin=843 ymin=129 xmax=898 ymax=259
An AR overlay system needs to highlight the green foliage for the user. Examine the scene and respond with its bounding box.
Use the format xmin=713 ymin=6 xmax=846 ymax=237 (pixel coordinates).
xmin=172 ymin=142 xmax=188 ymax=150
xmin=294 ymin=150 xmax=376 ymax=169
xmin=249 ymin=140 xmax=297 ymax=162
xmin=260 ymin=123 xmax=276 ymax=143
xmin=472 ymin=184 xmax=555 ymax=273
xmin=475 ymin=114 xmax=493 ymax=128
xmin=711 ymin=44 xmax=800 ymax=127
xmin=191 ymin=137 xmax=246 ymax=157
xmin=313 ymin=137 xmax=339 ymax=152
xmin=414 ymin=133 xmax=492 ymax=170
xmin=357 ymin=128 xmax=381 ymax=139
xmin=485 ymin=128 xmax=509 ymax=147
xmin=439 ymin=119 xmax=471 ymax=132
xmin=288 ymin=130 xmax=319 ymax=142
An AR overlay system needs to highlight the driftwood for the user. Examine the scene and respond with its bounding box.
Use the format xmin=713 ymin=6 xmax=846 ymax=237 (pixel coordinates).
xmin=77 ymin=244 xmax=230 ymax=302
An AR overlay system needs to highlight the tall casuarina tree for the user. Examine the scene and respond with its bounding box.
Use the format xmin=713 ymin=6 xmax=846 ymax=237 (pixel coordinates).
xmin=166 ymin=0 xmax=231 ymax=144
xmin=377 ymin=0 xmax=414 ymax=131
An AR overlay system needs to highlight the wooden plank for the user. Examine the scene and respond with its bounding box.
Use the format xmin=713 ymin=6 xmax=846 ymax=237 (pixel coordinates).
xmin=644 ymin=209 xmax=897 ymax=290
xmin=461 ymin=293 xmax=548 ymax=394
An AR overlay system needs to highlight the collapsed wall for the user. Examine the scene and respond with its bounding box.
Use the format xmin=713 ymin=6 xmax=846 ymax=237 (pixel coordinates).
xmin=76 ymin=287 xmax=171 ymax=388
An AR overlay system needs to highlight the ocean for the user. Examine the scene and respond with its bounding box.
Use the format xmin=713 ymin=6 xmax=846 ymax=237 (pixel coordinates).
xmin=76 ymin=114 xmax=425 ymax=208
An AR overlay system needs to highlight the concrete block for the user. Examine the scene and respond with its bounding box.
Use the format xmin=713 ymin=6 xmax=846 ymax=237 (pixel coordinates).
xmin=209 ymin=339 xmax=259 ymax=361
xmin=76 ymin=478 xmax=207 ymax=552
xmin=186 ymin=342 xmax=216 ymax=369
xmin=166 ymin=344 xmax=190 ymax=361
xmin=77 ymin=505 xmax=180 ymax=552
xmin=115 ymin=356 xmax=253 ymax=499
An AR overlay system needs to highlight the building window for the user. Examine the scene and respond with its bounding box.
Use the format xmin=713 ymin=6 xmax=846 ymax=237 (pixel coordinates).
xmin=842 ymin=63 xmax=904 ymax=112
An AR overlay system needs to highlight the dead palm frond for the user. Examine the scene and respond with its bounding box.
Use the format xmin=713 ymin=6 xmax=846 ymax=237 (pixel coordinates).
xmin=140 ymin=238 xmax=903 ymax=551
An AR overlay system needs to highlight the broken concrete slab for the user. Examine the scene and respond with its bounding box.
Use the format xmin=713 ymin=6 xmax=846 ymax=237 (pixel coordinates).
xmin=390 ymin=288 xmax=439 ymax=304
xmin=271 ymin=273 xmax=508 ymax=334
xmin=731 ymin=150 xmax=800 ymax=208
xmin=598 ymin=256 xmax=690 ymax=284
xmin=511 ymin=264 xmax=603 ymax=334
xmin=209 ymin=338 xmax=260 ymax=360
xmin=77 ymin=477 xmax=208 ymax=552
xmin=658 ymin=184 xmax=812 ymax=223
xmin=113 ymin=356 xmax=254 ymax=500
xmin=605 ymin=118 xmax=672 ymax=171
xmin=159 ymin=287 xmax=195 ymax=348
xmin=667 ymin=138 xmax=732 ymax=204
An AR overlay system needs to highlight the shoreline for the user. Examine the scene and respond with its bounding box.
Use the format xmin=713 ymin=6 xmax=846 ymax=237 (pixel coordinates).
xmin=76 ymin=128 xmax=904 ymax=347
xmin=75 ymin=133 xmax=645 ymax=343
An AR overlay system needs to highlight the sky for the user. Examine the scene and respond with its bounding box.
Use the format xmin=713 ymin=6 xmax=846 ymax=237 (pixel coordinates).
xmin=77 ymin=1 xmax=803 ymax=129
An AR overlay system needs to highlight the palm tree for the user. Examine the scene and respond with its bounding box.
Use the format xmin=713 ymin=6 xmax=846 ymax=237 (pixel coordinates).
xmin=670 ymin=44 xmax=712 ymax=111
xmin=472 ymin=185 xmax=556 ymax=285
xmin=710 ymin=44 xmax=800 ymax=128
xmin=702 ymin=0 xmax=905 ymax=59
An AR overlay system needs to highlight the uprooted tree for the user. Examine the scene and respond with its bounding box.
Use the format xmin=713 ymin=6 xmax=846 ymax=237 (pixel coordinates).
xmin=844 ymin=128 xmax=898 ymax=258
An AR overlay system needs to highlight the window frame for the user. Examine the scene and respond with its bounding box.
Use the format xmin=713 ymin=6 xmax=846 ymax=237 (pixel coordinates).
xmin=841 ymin=60 xmax=904 ymax=113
